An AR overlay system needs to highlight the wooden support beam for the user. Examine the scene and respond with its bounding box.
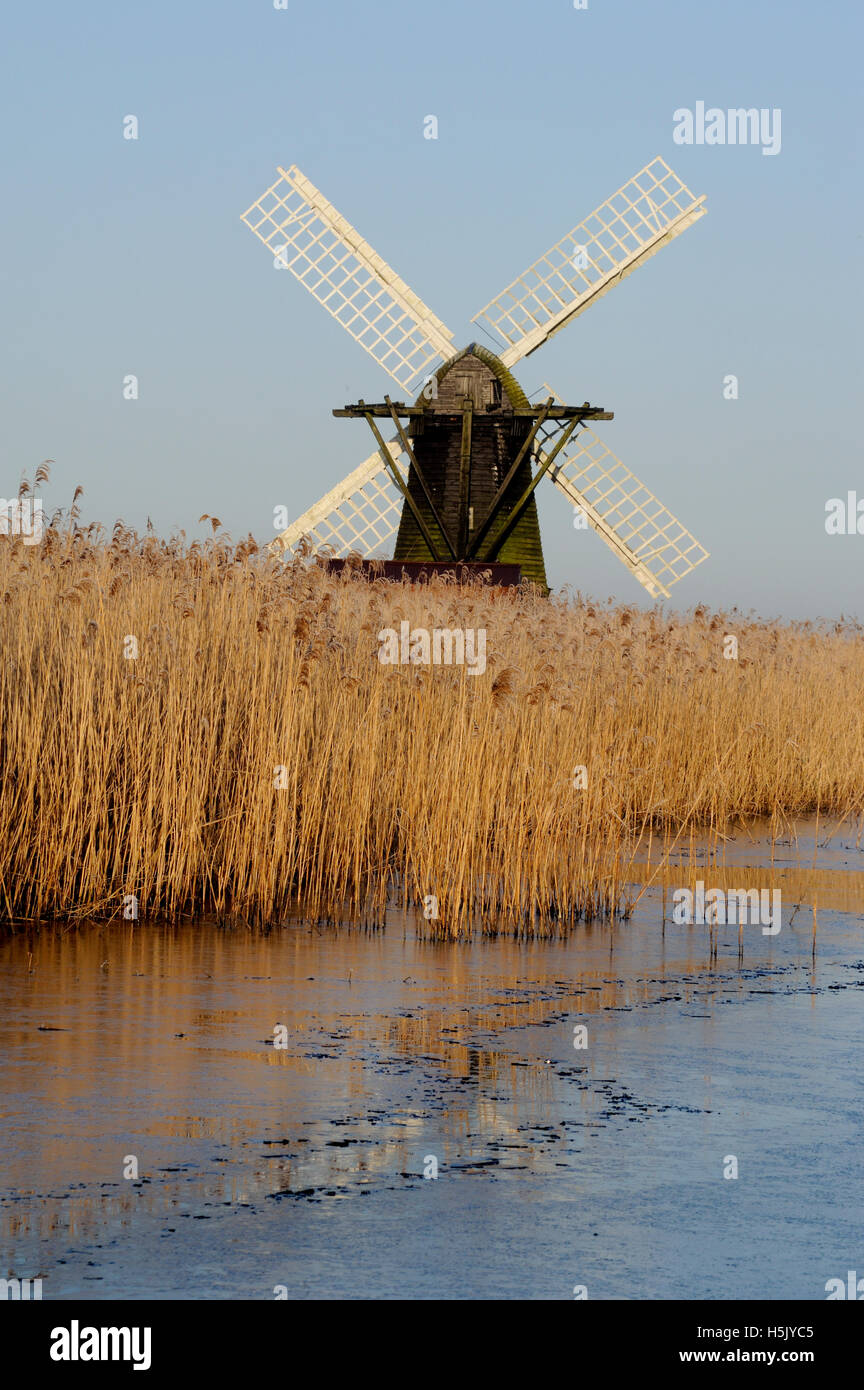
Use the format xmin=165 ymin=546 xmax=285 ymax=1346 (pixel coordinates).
xmin=383 ymin=395 xmax=458 ymax=560
xmin=457 ymin=397 xmax=473 ymax=556
xmin=477 ymin=416 xmax=582 ymax=562
xmin=466 ymin=396 xmax=555 ymax=558
xmin=334 ymin=403 xmax=613 ymax=420
xmin=361 ymin=407 xmax=444 ymax=562
xmin=333 ymin=404 xmax=420 ymax=417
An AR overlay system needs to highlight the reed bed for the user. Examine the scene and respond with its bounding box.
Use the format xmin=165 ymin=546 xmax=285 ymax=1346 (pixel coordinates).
xmin=2 ymin=487 xmax=863 ymax=932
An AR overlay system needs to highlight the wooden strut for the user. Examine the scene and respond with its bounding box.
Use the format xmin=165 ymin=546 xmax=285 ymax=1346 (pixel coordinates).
xmin=333 ymin=404 xmax=613 ymax=420
xmin=457 ymin=397 xmax=473 ymax=557
xmin=476 ymin=415 xmax=582 ymax=562
xmin=466 ymin=396 xmax=555 ymax=559
xmin=383 ymin=395 xmax=458 ymax=560
xmin=361 ymin=407 xmax=444 ymax=562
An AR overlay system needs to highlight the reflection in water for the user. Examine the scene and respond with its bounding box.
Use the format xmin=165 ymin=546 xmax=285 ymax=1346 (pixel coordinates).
xmin=1 ymin=816 xmax=862 ymax=1299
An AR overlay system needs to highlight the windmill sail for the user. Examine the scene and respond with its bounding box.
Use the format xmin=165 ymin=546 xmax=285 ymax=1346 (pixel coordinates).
xmin=269 ymin=443 xmax=407 ymax=557
xmin=534 ymin=386 xmax=708 ymax=599
xmin=249 ymin=157 xmax=709 ymax=596
xmin=242 ymin=166 xmax=455 ymax=392
xmin=472 ymin=157 xmax=706 ymax=368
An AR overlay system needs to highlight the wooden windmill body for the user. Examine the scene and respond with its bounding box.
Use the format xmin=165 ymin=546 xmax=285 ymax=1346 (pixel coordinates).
xmin=242 ymin=157 xmax=710 ymax=599
xmin=395 ymin=346 xmax=544 ymax=579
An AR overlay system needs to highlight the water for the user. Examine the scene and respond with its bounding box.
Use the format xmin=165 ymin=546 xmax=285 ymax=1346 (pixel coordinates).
xmin=1 ymin=817 xmax=862 ymax=1300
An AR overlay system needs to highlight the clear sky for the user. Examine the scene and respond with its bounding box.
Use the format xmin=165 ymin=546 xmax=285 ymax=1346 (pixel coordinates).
xmin=1 ymin=0 xmax=861 ymax=617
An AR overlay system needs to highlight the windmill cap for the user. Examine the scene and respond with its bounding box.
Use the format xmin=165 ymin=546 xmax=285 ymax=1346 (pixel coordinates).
xmin=417 ymin=342 xmax=529 ymax=409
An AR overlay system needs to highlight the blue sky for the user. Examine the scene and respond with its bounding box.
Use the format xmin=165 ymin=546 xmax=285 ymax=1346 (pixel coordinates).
xmin=1 ymin=0 xmax=861 ymax=616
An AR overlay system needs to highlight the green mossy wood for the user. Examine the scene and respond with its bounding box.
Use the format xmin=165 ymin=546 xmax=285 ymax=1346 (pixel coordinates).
xmin=392 ymin=345 xmax=549 ymax=591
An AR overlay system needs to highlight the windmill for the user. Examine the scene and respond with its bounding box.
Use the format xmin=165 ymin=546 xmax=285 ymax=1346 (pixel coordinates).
xmin=241 ymin=157 xmax=709 ymax=598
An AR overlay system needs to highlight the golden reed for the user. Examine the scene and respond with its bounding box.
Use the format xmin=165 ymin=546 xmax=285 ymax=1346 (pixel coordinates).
xmin=1 ymin=495 xmax=862 ymax=932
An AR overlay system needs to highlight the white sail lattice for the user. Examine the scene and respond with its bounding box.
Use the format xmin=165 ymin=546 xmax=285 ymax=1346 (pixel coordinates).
xmin=473 ymin=157 xmax=706 ymax=368
xmin=534 ymin=385 xmax=708 ymax=599
xmin=242 ymin=166 xmax=455 ymax=392
xmin=269 ymin=444 xmax=408 ymax=557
